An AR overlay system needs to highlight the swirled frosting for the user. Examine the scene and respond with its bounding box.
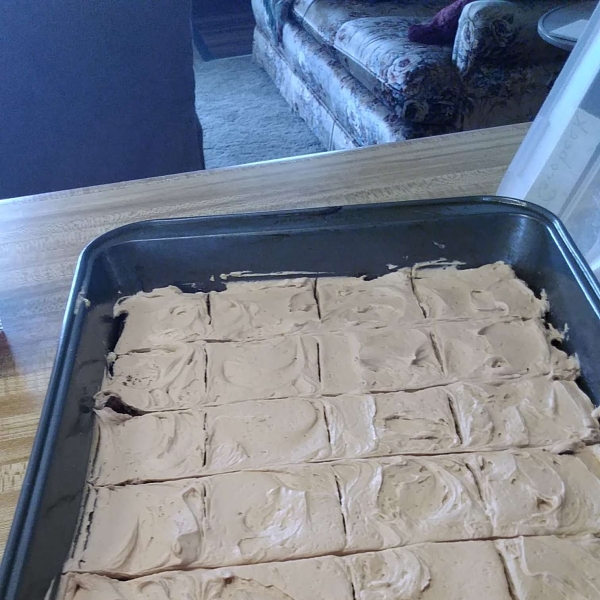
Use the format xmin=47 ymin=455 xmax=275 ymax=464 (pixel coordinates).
xmin=62 ymin=540 xmax=512 ymax=600
xmin=67 ymin=481 xmax=206 ymax=577
xmin=204 ymin=467 xmax=345 ymax=566
xmin=319 ymin=329 xmax=444 ymax=394
xmin=319 ymin=319 xmax=577 ymax=396
xmin=432 ymin=319 xmax=578 ymax=383
xmin=91 ymin=408 xmax=206 ymax=485
xmin=497 ymin=534 xmax=600 ymax=600
xmin=92 ymin=397 xmax=333 ymax=486
xmin=204 ymin=398 xmax=331 ymax=473
xmin=209 ymin=278 xmax=319 ymax=340
xmin=348 ymin=541 xmax=511 ymax=600
xmin=368 ymin=389 xmax=461 ymax=455
xmin=91 ymin=380 xmax=599 ymax=486
xmin=450 ymin=378 xmax=600 ymax=451
xmin=324 ymin=389 xmax=460 ymax=459
xmin=413 ymin=262 xmax=548 ymax=321
xmin=92 ymin=388 xmax=464 ymax=486
xmin=207 ymin=336 xmax=320 ymax=403
xmin=467 ymin=448 xmax=600 ymax=537
xmin=68 ymin=466 xmax=345 ymax=577
xmin=97 ymin=343 xmax=207 ymax=411
xmin=112 ymin=279 xmax=321 ymax=353
xmin=316 ymin=270 xmax=424 ymax=329
xmin=114 ymin=287 xmax=210 ymax=354
xmin=68 ymin=262 xmax=597 ymax=598
xmin=61 ymin=552 xmax=353 ymax=600
xmin=333 ymin=455 xmax=492 ymax=552
xmin=347 ymin=547 xmax=431 ymax=600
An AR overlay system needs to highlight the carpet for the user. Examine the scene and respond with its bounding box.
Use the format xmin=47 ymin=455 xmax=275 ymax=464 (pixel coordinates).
xmin=194 ymin=54 xmax=325 ymax=169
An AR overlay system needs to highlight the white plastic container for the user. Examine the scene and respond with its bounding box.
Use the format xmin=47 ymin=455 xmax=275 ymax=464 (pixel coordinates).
xmin=498 ymin=1 xmax=600 ymax=275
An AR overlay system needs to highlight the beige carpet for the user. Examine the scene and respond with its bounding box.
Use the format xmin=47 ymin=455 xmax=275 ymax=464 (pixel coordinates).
xmin=194 ymin=54 xmax=325 ymax=169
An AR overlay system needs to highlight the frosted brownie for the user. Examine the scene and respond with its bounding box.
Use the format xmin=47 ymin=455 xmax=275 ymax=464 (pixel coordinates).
xmin=324 ymin=389 xmax=461 ymax=458
xmin=96 ymin=343 xmax=207 ymax=411
xmin=113 ymin=287 xmax=210 ymax=354
xmin=333 ymin=455 xmax=491 ymax=552
xmin=91 ymin=408 xmax=206 ymax=485
xmin=449 ymin=378 xmax=600 ymax=451
xmin=319 ymin=328 xmax=443 ymax=394
xmin=412 ymin=262 xmax=548 ymax=321
xmin=207 ymin=336 xmax=319 ymax=403
xmin=496 ymin=534 xmax=600 ymax=600
xmin=68 ymin=261 xmax=599 ymax=598
xmin=316 ymin=269 xmax=423 ymax=329
xmin=62 ymin=540 xmax=512 ymax=600
xmin=431 ymin=318 xmax=578 ymax=383
xmin=68 ymin=465 xmax=345 ymax=577
xmin=62 ymin=554 xmax=353 ymax=600
xmin=209 ymin=278 xmax=319 ymax=340
xmin=466 ymin=447 xmax=600 ymax=537
xmin=92 ymin=398 xmax=331 ymax=485
xmin=319 ymin=320 xmax=577 ymax=395
xmin=91 ymin=390 xmax=462 ymax=486
xmin=91 ymin=382 xmax=599 ymax=485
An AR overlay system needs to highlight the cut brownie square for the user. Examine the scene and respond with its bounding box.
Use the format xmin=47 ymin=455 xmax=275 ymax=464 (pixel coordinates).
xmin=200 ymin=465 xmax=346 ymax=568
xmin=333 ymin=455 xmax=491 ymax=553
xmin=316 ymin=270 xmax=423 ymax=329
xmin=204 ymin=397 xmax=331 ymax=474
xmin=348 ymin=541 xmax=513 ymax=600
xmin=207 ymin=336 xmax=320 ymax=404
xmin=96 ymin=343 xmax=207 ymax=411
xmin=467 ymin=448 xmax=600 ymax=537
xmin=91 ymin=408 xmax=206 ymax=485
xmin=68 ymin=465 xmax=346 ymax=577
xmin=496 ymin=535 xmax=600 ymax=600
xmin=323 ymin=389 xmax=460 ymax=459
xmin=449 ymin=378 xmax=600 ymax=451
xmin=412 ymin=262 xmax=547 ymax=321
xmin=113 ymin=287 xmax=210 ymax=353
xmin=67 ymin=481 xmax=207 ymax=577
xmin=431 ymin=319 xmax=578 ymax=383
xmin=319 ymin=329 xmax=444 ymax=395
xmin=210 ymin=278 xmax=319 ymax=340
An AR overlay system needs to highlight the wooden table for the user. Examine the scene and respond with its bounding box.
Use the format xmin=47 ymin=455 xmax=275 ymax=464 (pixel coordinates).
xmin=0 ymin=122 xmax=528 ymax=558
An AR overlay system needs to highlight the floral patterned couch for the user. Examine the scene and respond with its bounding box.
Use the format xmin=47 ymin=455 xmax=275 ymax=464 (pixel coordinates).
xmin=251 ymin=0 xmax=569 ymax=150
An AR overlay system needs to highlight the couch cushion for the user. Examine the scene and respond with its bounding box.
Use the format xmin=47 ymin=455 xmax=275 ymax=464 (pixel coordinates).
xmin=293 ymin=0 xmax=446 ymax=47
xmin=279 ymin=22 xmax=453 ymax=145
xmin=461 ymin=62 xmax=561 ymax=130
xmin=453 ymin=0 xmax=568 ymax=75
xmin=255 ymin=26 xmax=453 ymax=150
xmin=254 ymin=27 xmax=358 ymax=150
xmin=334 ymin=17 xmax=464 ymax=124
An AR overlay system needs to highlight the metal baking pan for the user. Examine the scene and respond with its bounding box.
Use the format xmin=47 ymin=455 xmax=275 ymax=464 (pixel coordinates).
xmin=2 ymin=197 xmax=600 ymax=600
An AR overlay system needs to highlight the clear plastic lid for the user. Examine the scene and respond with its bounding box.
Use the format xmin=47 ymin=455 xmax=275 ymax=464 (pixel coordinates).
xmin=498 ymin=1 xmax=600 ymax=276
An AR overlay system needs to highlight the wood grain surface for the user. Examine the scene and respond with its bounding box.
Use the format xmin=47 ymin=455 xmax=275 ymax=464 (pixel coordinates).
xmin=0 ymin=123 xmax=528 ymax=558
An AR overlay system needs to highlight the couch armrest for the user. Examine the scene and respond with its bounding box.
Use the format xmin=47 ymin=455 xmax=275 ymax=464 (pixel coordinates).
xmin=453 ymin=0 xmax=568 ymax=75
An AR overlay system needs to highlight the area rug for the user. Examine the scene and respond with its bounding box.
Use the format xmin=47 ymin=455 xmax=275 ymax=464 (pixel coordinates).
xmin=194 ymin=54 xmax=325 ymax=169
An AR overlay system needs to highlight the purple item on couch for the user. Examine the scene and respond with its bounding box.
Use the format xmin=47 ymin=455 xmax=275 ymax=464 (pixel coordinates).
xmin=408 ymin=0 xmax=474 ymax=45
